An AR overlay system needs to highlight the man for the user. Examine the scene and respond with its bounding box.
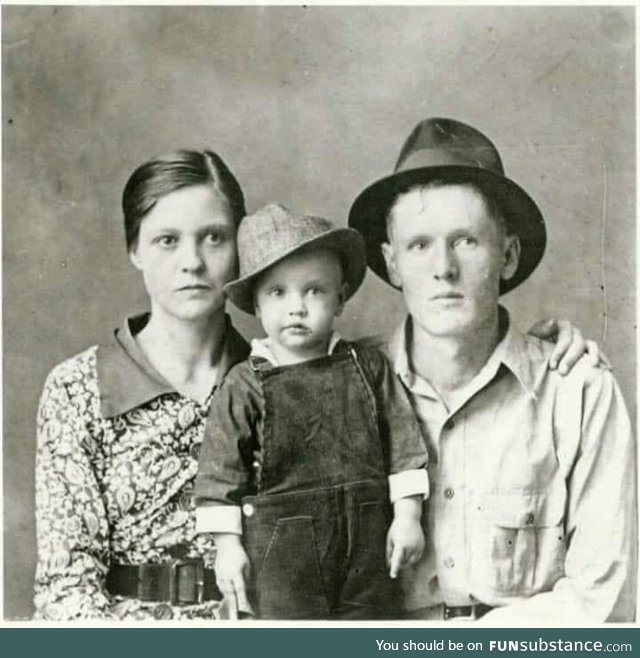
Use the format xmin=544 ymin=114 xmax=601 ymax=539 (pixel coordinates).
xmin=349 ymin=117 xmax=637 ymax=623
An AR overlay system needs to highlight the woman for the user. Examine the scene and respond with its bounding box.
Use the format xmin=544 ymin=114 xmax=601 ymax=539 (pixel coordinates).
xmin=34 ymin=150 xmax=249 ymax=620
xmin=33 ymin=149 xmax=598 ymax=621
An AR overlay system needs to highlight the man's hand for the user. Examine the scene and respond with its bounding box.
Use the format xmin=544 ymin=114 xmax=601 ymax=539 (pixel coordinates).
xmin=527 ymin=318 xmax=610 ymax=375
xmin=386 ymin=496 xmax=424 ymax=579
xmin=213 ymin=533 xmax=252 ymax=619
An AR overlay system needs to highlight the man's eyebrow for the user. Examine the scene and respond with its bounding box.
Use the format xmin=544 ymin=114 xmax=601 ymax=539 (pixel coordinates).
xmin=449 ymin=227 xmax=479 ymax=237
xmin=403 ymin=231 xmax=432 ymax=242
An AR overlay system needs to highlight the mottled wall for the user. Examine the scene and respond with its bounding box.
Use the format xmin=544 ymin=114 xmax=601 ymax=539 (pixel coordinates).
xmin=3 ymin=6 xmax=635 ymax=619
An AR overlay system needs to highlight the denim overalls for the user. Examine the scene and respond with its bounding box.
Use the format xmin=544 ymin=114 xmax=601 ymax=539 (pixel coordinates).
xmin=241 ymin=344 xmax=401 ymax=619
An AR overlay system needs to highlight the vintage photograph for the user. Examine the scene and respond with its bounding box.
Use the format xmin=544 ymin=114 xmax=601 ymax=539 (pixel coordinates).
xmin=3 ymin=5 xmax=636 ymax=623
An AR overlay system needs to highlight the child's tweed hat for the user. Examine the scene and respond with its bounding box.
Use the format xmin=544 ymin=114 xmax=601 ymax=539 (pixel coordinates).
xmin=224 ymin=203 xmax=367 ymax=314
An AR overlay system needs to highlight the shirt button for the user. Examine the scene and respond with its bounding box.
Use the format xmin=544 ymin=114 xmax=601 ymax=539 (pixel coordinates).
xmin=444 ymin=487 xmax=455 ymax=499
xmin=444 ymin=556 xmax=455 ymax=568
xmin=525 ymin=512 xmax=535 ymax=525
xmin=242 ymin=503 xmax=255 ymax=517
xmin=443 ymin=419 xmax=455 ymax=431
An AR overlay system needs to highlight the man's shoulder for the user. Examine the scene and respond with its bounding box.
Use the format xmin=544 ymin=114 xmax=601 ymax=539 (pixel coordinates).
xmin=518 ymin=331 xmax=615 ymax=391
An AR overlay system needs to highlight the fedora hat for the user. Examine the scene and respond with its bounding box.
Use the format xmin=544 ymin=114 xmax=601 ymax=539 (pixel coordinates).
xmin=224 ymin=203 xmax=367 ymax=314
xmin=348 ymin=117 xmax=546 ymax=294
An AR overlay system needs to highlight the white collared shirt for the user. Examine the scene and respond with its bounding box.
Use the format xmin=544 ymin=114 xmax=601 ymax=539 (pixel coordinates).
xmin=249 ymin=330 xmax=344 ymax=366
xmin=387 ymin=311 xmax=636 ymax=622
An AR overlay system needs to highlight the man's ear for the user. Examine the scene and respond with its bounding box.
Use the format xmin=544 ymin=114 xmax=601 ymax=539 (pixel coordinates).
xmin=381 ymin=242 xmax=403 ymax=288
xmin=501 ymin=235 xmax=521 ymax=282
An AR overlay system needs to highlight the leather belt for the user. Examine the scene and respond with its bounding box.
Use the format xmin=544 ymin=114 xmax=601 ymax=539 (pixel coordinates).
xmin=106 ymin=560 xmax=221 ymax=605
xmin=444 ymin=603 xmax=493 ymax=620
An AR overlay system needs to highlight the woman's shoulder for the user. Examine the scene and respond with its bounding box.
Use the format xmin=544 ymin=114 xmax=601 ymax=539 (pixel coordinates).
xmin=38 ymin=346 xmax=102 ymax=431
xmin=48 ymin=345 xmax=98 ymax=382
xmin=43 ymin=345 xmax=99 ymax=388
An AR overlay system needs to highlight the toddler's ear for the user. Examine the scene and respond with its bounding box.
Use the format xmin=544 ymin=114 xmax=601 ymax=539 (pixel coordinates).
xmin=381 ymin=242 xmax=403 ymax=288
xmin=335 ymin=282 xmax=349 ymax=317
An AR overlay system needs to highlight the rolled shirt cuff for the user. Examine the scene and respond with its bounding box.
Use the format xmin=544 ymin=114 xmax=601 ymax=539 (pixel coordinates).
xmin=388 ymin=468 xmax=430 ymax=503
xmin=195 ymin=505 xmax=242 ymax=535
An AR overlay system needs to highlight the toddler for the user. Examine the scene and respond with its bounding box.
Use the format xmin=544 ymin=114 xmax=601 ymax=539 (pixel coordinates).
xmin=194 ymin=204 xmax=429 ymax=619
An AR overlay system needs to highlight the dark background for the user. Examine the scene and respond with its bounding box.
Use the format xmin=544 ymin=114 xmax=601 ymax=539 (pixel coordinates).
xmin=3 ymin=6 xmax=635 ymax=619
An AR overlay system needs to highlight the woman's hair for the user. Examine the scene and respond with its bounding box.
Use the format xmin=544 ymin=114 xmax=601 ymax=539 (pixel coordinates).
xmin=122 ymin=150 xmax=246 ymax=251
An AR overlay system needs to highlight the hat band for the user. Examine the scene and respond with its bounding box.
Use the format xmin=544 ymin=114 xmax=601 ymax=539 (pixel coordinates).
xmin=396 ymin=147 xmax=505 ymax=176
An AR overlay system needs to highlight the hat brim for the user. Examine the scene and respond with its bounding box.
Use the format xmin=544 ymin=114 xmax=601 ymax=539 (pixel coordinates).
xmin=224 ymin=228 xmax=367 ymax=314
xmin=348 ymin=165 xmax=546 ymax=295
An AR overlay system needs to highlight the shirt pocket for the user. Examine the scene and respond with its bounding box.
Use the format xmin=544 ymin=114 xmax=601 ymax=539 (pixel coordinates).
xmin=482 ymin=484 xmax=567 ymax=595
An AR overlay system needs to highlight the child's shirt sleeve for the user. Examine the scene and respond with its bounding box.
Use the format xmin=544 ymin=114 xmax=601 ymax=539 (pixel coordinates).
xmin=356 ymin=343 xmax=430 ymax=503
xmin=194 ymin=362 xmax=263 ymax=535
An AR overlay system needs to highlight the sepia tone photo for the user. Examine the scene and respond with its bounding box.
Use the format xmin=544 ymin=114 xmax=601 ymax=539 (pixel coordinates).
xmin=3 ymin=5 xmax=636 ymax=623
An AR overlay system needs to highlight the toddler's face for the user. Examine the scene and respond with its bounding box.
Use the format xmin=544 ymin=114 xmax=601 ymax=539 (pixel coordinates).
xmin=255 ymin=248 xmax=347 ymax=365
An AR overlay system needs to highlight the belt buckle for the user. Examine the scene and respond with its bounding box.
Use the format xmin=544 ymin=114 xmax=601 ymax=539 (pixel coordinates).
xmin=137 ymin=563 xmax=160 ymax=602
xmin=169 ymin=558 xmax=205 ymax=605
xmin=443 ymin=605 xmax=476 ymax=621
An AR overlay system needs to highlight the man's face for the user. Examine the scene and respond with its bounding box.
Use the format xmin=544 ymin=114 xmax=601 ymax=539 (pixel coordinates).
xmin=381 ymin=184 xmax=520 ymax=339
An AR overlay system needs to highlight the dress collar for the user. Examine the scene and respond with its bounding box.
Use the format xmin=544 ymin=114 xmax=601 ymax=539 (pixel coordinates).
xmin=97 ymin=313 xmax=249 ymax=418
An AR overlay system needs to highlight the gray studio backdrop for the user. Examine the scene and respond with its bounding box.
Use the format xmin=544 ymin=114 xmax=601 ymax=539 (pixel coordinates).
xmin=3 ymin=6 xmax=635 ymax=619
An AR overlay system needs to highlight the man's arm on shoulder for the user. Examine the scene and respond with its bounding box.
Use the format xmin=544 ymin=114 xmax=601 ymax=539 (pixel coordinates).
xmin=527 ymin=318 xmax=610 ymax=374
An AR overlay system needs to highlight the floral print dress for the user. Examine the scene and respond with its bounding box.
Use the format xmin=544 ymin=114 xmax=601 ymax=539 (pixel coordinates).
xmin=34 ymin=315 xmax=249 ymax=620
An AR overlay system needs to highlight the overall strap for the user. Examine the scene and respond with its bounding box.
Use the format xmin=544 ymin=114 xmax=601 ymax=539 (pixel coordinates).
xmin=347 ymin=344 xmax=379 ymax=424
xmin=252 ymin=344 xmax=388 ymax=495
xmin=248 ymin=355 xmax=273 ymax=375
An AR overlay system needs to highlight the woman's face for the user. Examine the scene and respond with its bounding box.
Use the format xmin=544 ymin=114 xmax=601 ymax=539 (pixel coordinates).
xmin=129 ymin=184 xmax=238 ymax=324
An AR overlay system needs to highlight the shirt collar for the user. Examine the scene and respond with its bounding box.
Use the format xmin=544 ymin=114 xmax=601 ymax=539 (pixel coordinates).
xmin=97 ymin=313 xmax=250 ymax=418
xmin=498 ymin=311 xmax=537 ymax=396
xmin=250 ymin=330 xmax=343 ymax=366
xmin=388 ymin=306 xmax=536 ymax=399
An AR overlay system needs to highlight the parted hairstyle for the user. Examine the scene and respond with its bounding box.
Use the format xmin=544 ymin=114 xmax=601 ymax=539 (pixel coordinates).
xmin=122 ymin=150 xmax=246 ymax=251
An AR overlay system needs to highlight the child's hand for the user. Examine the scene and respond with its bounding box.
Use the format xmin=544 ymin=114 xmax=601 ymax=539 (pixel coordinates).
xmin=386 ymin=516 xmax=425 ymax=578
xmin=213 ymin=533 xmax=252 ymax=619
xmin=386 ymin=495 xmax=425 ymax=579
